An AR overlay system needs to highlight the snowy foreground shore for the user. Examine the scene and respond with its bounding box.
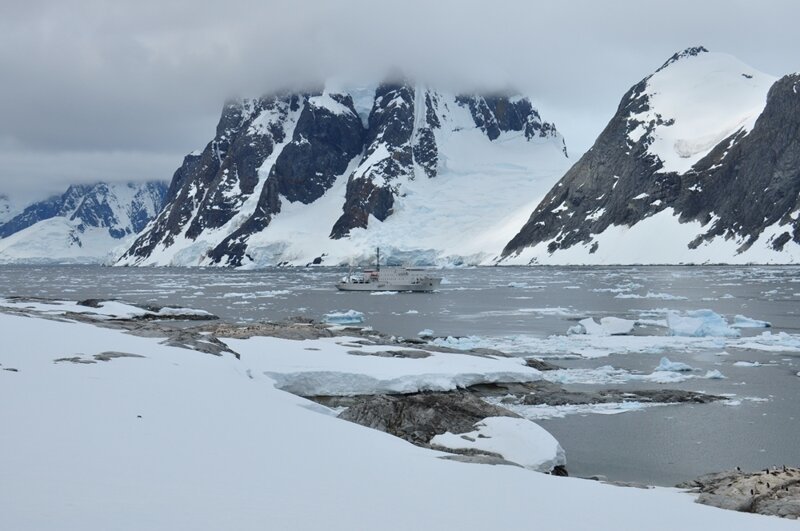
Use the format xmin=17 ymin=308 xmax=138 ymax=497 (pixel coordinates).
xmin=0 ymin=299 xmax=797 ymax=530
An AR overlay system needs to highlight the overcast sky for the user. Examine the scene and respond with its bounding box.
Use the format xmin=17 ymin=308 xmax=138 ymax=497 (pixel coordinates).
xmin=1 ymin=0 xmax=798 ymax=201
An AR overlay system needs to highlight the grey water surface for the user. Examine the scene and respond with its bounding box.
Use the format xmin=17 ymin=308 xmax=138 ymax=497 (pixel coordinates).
xmin=1 ymin=264 xmax=798 ymax=486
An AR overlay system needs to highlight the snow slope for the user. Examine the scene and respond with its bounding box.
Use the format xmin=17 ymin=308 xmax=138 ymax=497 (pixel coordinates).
xmin=629 ymin=49 xmax=775 ymax=174
xmin=0 ymin=218 xmax=125 ymax=264
xmin=508 ymin=208 xmax=800 ymax=265
xmin=1 ymin=311 xmax=797 ymax=530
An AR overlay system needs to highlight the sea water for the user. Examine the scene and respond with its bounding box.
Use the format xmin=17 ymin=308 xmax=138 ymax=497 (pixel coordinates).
xmin=1 ymin=264 xmax=798 ymax=486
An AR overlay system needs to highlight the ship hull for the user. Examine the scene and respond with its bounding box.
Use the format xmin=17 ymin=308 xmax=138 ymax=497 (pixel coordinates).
xmin=336 ymin=278 xmax=441 ymax=292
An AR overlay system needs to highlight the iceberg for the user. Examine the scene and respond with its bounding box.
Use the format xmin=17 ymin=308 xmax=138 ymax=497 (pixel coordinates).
xmin=323 ymin=310 xmax=365 ymax=325
xmin=667 ymin=310 xmax=740 ymax=338
xmin=417 ymin=329 xmax=434 ymax=338
xmin=732 ymin=315 xmax=771 ymax=328
xmin=655 ymin=357 xmax=694 ymax=372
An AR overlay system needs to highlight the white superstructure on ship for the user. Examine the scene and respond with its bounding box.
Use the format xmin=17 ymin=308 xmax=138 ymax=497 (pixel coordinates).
xmin=336 ymin=249 xmax=442 ymax=292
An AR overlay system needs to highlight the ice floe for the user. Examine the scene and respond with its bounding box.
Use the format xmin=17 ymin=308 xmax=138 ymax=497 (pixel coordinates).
xmin=616 ymin=292 xmax=688 ymax=300
xmin=733 ymin=361 xmax=762 ymax=368
xmin=433 ymin=333 xmax=728 ymax=359
xmin=568 ymin=317 xmax=636 ymax=336
xmin=323 ymin=310 xmax=365 ymax=325
xmin=541 ymin=364 xmax=724 ymax=386
xmin=731 ymin=332 xmax=800 ymax=352
xmin=432 ymin=325 xmax=800 ymax=360
xmin=487 ymin=398 xmax=659 ymax=420
xmin=221 ymin=290 xmax=290 ymax=298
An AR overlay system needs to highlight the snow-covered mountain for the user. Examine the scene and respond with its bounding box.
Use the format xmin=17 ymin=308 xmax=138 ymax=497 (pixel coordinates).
xmin=118 ymin=82 xmax=569 ymax=267
xmin=502 ymin=47 xmax=800 ymax=264
xmin=0 ymin=194 xmax=17 ymax=224
xmin=0 ymin=182 xmax=168 ymax=264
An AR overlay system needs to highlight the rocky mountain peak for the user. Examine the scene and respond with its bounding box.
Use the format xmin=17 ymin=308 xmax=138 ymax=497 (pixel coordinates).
xmin=502 ymin=49 xmax=799 ymax=265
xmin=655 ymin=45 xmax=709 ymax=72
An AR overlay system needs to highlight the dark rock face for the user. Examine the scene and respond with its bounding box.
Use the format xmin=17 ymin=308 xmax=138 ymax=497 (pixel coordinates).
xmin=272 ymin=94 xmax=365 ymax=204
xmin=120 ymin=82 xmax=563 ymax=265
xmin=330 ymin=83 xmax=415 ymax=238
xmin=412 ymin=92 xmax=441 ymax=179
xmin=678 ymin=74 xmax=800 ymax=252
xmin=503 ymin=53 xmax=800 ymax=260
xmin=123 ymin=95 xmax=299 ymax=260
xmin=208 ymin=94 xmax=365 ymax=265
xmin=188 ymin=96 xmax=298 ymax=240
xmin=0 ymin=182 xmax=167 ymax=239
xmin=457 ymin=94 xmax=561 ymax=144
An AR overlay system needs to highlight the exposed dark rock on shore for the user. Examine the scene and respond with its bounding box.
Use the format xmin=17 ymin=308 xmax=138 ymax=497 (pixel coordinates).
xmin=332 ymin=391 xmax=518 ymax=446
xmin=54 ymin=351 xmax=146 ymax=364
xmin=322 ymin=390 xmax=568 ymax=475
xmin=679 ymin=467 xmax=800 ymax=519
xmin=470 ymin=380 xmax=722 ymax=406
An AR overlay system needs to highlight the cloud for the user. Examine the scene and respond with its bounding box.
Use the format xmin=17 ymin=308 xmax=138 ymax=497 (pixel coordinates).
xmin=0 ymin=148 xmax=180 ymax=201
xmin=0 ymin=0 xmax=798 ymax=197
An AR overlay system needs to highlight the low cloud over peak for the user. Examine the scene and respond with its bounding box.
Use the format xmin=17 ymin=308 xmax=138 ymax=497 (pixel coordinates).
xmin=1 ymin=0 xmax=797 ymax=198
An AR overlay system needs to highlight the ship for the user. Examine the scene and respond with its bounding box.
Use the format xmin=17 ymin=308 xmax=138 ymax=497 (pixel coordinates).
xmin=336 ymin=248 xmax=442 ymax=292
